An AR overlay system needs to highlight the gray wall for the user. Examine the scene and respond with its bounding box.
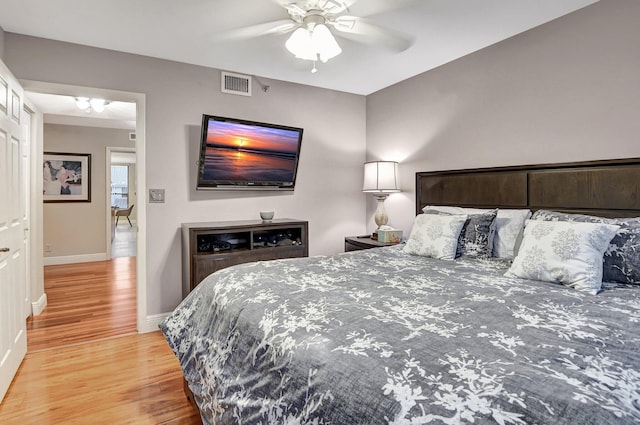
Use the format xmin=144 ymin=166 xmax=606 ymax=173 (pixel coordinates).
xmin=5 ymin=35 xmax=367 ymax=315
xmin=366 ymin=0 xmax=640 ymax=236
xmin=43 ymin=124 xmax=133 ymax=259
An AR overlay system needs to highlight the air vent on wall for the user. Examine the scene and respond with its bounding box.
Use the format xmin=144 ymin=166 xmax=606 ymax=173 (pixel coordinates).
xmin=221 ymin=72 xmax=252 ymax=96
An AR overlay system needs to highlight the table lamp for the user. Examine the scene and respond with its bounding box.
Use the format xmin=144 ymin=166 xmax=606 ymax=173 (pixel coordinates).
xmin=362 ymin=161 xmax=400 ymax=239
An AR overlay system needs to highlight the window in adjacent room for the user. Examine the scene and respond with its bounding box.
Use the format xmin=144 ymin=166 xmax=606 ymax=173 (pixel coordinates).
xmin=111 ymin=165 xmax=129 ymax=208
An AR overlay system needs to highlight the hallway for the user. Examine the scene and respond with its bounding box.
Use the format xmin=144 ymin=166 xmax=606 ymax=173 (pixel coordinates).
xmin=112 ymin=221 xmax=137 ymax=258
xmin=26 ymin=257 xmax=137 ymax=352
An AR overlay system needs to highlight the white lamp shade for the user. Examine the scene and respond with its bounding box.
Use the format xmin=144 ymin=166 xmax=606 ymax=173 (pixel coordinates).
xmin=286 ymin=27 xmax=316 ymax=61
xmin=362 ymin=161 xmax=400 ymax=193
xmin=311 ymin=24 xmax=342 ymax=63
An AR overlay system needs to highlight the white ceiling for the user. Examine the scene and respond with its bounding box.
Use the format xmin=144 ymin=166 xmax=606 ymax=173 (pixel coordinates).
xmin=2 ymin=0 xmax=598 ymax=127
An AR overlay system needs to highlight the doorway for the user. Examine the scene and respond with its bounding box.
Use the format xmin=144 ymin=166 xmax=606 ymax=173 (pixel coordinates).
xmin=26 ymin=93 xmax=140 ymax=350
xmin=21 ymin=80 xmax=147 ymax=337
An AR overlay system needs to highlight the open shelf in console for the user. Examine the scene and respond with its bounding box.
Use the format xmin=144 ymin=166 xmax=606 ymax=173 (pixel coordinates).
xmin=253 ymin=227 xmax=303 ymax=249
xmin=196 ymin=232 xmax=251 ymax=253
xmin=182 ymin=219 xmax=309 ymax=296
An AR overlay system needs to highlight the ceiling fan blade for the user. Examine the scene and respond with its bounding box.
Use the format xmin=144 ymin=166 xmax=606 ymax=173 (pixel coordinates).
xmin=347 ymin=0 xmax=416 ymax=17
xmin=212 ymin=19 xmax=296 ymax=42
xmin=331 ymin=16 xmax=413 ymax=52
xmin=319 ymin=0 xmax=359 ymax=14
xmin=270 ymin=0 xmax=295 ymax=7
xmin=271 ymin=0 xmax=359 ymax=15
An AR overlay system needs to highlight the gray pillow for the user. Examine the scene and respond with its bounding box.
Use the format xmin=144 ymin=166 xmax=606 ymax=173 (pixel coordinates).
xmin=530 ymin=210 xmax=640 ymax=284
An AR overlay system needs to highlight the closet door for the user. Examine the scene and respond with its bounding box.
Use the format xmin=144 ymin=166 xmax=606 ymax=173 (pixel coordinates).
xmin=0 ymin=58 xmax=28 ymax=403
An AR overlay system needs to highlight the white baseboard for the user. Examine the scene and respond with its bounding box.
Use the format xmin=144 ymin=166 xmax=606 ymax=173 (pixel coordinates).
xmin=139 ymin=313 xmax=171 ymax=333
xmin=32 ymin=293 xmax=48 ymax=316
xmin=44 ymin=253 xmax=107 ymax=266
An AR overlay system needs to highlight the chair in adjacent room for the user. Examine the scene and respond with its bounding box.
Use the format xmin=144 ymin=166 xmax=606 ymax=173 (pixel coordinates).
xmin=115 ymin=204 xmax=135 ymax=227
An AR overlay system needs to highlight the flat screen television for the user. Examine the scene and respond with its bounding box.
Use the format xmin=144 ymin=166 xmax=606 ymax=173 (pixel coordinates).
xmin=196 ymin=115 xmax=303 ymax=190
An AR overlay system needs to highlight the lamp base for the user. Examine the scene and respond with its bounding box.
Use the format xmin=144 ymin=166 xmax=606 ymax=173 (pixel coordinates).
xmin=374 ymin=195 xmax=389 ymax=229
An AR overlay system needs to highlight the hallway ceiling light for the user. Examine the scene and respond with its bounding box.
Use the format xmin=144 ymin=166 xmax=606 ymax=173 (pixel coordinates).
xmin=90 ymin=98 xmax=108 ymax=113
xmin=75 ymin=97 xmax=110 ymax=113
xmin=75 ymin=97 xmax=90 ymax=110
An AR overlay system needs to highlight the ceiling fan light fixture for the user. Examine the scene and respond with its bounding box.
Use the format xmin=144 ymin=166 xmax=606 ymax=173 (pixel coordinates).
xmin=311 ymin=24 xmax=341 ymax=62
xmin=285 ymin=27 xmax=317 ymax=61
xmin=285 ymin=23 xmax=341 ymax=63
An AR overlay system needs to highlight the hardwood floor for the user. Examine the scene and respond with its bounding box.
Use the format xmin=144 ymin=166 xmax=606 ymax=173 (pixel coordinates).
xmin=0 ymin=257 xmax=201 ymax=424
xmin=27 ymin=257 xmax=137 ymax=352
xmin=0 ymin=332 xmax=201 ymax=424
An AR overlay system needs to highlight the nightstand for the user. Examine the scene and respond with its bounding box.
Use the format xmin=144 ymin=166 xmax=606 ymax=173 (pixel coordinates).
xmin=344 ymin=236 xmax=396 ymax=252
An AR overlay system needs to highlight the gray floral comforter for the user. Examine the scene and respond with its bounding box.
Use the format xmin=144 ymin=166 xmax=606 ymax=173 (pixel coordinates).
xmin=160 ymin=246 xmax=640 ymax=425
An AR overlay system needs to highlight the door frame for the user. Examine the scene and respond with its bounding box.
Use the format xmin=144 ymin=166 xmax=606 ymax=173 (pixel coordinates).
xmin=20 ymin=80 xmax=147 ymax=333
xmin=21 ymin=103 xmax=32 ymax=319
xmin=23 ymin=97 xmax=46 ymax=315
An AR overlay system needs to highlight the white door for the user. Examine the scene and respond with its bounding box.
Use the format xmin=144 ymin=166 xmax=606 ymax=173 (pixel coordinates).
xmin=0 ymin=59 xmax=28 ymax=403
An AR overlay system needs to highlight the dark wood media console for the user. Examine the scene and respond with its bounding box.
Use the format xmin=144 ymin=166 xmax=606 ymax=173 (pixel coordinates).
xmin=181 ymin=219 xmax=309 ymax=297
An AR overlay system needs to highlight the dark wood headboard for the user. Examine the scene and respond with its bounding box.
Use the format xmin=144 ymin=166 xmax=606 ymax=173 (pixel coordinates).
xmin=416 ymin=158 xmax=640 ymax=218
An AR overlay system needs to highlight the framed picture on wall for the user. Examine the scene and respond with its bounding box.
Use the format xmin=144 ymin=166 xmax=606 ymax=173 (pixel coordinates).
xmin=43 ymin=152 xmax=91 ymax=202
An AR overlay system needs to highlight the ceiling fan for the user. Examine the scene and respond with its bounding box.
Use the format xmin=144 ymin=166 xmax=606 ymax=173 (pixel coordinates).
xmin=216 ymin=0 xmax=414 ymax=71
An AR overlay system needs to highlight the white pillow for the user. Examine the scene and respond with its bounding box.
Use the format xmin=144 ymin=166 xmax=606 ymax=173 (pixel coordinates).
xmin=422 ymin=205 xmax=486 ymax=215
xmin=423 ymin=205 xmax=531 ymax=259
xmin=403 ymin=214 xmax=468 ymax=260
xmin=492 ymin=209 xmax=532 ymax=259
xmin=505 ymin=220 xmax=619 ymax=294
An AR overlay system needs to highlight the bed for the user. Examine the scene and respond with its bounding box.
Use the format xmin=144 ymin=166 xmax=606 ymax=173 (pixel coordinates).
xmin=160 ymin=158 xmax=640 ymax=424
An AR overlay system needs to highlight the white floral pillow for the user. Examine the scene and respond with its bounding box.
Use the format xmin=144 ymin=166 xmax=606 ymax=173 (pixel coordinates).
xmin=404 ymin=214 xmax=468 ymax=260
xmin=505 ymin=220 xmax=620 ymax=294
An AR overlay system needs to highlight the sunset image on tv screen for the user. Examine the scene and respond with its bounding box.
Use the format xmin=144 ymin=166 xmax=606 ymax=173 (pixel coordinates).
xmin=202 ymin=119 xmax=301 ymax=184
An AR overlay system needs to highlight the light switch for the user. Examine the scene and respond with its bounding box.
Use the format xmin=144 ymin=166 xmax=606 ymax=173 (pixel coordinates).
xmin=149 ymin=189 xmax=165 ymax=203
